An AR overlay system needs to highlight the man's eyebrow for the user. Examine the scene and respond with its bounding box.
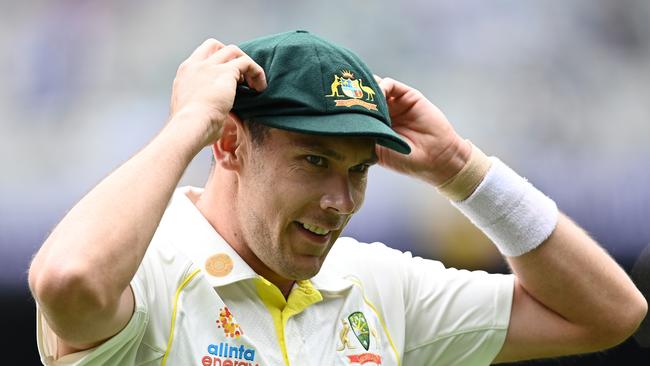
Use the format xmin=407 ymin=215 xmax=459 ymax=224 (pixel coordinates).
xmin=292 ymin=139 xmax=377 ymax=164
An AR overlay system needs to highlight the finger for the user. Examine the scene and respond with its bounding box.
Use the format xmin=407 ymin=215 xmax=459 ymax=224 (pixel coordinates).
xmin=372 ymin=74 xmax=386 ymax=96
xmin=230 ymin=55 xmax=267 ymax=91
xmin=376 ymin=76 xmax=391 ymax=98
xmin=378 ymin=77 xmax=412 ymax=100
xmin=372 ymin=78 xmax=387 ymax=98
xmin=207 ymin=44 xmax=246 ymax=65
xmin=188 ymin=38 xmax=225 ymax=62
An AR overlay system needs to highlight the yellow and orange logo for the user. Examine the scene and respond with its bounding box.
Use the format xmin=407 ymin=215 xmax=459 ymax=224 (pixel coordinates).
xmin=216 ymin=307 xmax=243 ymax=339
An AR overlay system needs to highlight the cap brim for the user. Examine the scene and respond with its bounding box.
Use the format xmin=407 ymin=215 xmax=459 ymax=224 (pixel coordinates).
xmin=250 ymin=113 xmax=411 ymax=154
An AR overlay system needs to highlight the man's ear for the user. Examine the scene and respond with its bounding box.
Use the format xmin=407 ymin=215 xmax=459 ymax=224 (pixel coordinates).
xmin=212 ymin=112 xmax=245 ymax=171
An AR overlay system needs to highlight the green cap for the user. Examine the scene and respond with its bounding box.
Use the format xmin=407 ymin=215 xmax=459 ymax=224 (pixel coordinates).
xmin=232 ymin=30 xmax=411 ymax=154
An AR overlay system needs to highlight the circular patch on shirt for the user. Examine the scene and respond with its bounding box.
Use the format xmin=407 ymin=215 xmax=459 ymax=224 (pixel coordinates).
xmin=205 ymin=253 xmax=233 ymax=277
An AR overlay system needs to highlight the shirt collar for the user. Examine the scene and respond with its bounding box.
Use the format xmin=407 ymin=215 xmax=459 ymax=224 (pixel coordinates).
xmin=161 ymin=186 xmax=353 ymax=293
xmin=161 ymin=186 xmax=257 ymax=287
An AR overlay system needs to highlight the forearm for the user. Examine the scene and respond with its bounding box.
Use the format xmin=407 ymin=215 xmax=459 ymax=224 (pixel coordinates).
xmin=440 ymin=141 xmax=646 ymax=354
xmin=507 ymin=213 xmax=646 ymax=340
xmin=373 ymin=75 xmax=646 ymax=360
xmin=29 ymin=116 xmax=201 ymax=306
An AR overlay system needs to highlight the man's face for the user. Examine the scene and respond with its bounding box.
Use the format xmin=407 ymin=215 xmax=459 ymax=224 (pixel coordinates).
xmin=235 ymin=128 xmax=376 ymax=281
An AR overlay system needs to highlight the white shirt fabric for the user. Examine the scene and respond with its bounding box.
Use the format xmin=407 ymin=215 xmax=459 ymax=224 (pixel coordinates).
xmin=36 ymin=186 xmax=514 ymax=365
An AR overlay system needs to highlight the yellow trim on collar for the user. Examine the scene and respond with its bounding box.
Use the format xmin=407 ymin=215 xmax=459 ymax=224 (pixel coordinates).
xmin=254 ymin=278 xmax=323 ymax=366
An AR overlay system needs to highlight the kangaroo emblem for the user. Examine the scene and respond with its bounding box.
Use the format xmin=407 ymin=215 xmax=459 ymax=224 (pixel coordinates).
xmin=336 ymin=319 xmax=357 ymax=351
xmin=326 ymin=75 xmax=341 ymax=97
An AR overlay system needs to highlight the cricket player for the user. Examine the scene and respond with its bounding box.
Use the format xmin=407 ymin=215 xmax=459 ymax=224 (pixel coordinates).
xmin=29 ymin=30 xmax=646 ymax=365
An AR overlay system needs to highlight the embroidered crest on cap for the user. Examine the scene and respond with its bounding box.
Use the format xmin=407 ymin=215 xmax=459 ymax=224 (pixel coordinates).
xmin=326 ymin=70 xmax=377 ymax=111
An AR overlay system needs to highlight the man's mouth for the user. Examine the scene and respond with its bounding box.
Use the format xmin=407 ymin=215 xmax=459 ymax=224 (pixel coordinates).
xmin=298 ymin=221 xmax=331 ymax=236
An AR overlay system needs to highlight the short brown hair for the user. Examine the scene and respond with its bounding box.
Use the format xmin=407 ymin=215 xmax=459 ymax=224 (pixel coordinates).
xmin=244 ymin=119 xmax=270 ymax=146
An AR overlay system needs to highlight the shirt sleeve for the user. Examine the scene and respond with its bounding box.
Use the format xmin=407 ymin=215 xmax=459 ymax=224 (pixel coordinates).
xmin=400 ymin=254 xmax=514 ymax=365
xmin=331 ymin=238 xmax=514 ymax=366
xmin=35 ymin=277 xmax=151 ymax=366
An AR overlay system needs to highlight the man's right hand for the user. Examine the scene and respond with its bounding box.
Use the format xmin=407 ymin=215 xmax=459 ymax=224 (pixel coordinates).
xmin=168 ymin=39 xmax=267 ymax=149
xmin=27 ymin=38 xmax=267 ymax=356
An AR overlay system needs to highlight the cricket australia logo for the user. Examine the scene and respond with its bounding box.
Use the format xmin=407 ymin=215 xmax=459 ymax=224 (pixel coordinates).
xmin=348 ymin=311 xmax=371 ymax=350
xmin=337 ymin=311 xmax=383 ymax=364
xmin=326 ymin=70 xmax=378 ymax=111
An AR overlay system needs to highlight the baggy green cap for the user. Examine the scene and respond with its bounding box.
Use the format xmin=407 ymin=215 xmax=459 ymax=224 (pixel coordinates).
xmin=232 ymin=30 xmax=411 ymax=154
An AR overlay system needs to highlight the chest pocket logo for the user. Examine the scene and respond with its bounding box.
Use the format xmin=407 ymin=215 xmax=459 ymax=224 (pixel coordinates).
xmin=336 ymin=311 xmax=383 ymax=364
xmin=348 ymin=311 xmax=371 ymax=350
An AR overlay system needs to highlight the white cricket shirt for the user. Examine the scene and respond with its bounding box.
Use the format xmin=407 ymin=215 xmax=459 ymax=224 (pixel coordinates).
xmin=37 ymin=186 xmax=514 ymax=365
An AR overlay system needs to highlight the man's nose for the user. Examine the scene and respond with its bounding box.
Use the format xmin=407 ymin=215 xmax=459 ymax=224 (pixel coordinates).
xmin=319 ymin=175 xmax=356 ymax=215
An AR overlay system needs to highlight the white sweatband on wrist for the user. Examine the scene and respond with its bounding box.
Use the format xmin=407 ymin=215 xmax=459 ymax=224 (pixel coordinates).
xmin=452 ymin=157 xmax=559 ymax=257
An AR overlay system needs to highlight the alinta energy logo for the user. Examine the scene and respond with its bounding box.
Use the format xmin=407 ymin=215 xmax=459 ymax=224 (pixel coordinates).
xmin=216 ymin=307 xmax=243 ymax=338
xmin=201 ymin=342 xmax=259 ymax=366
xmin=200 ymin=307 xmax=259 ymax=366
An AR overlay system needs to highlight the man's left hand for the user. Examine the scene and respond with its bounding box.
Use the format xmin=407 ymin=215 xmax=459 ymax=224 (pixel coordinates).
xmin=374 ymin=76 xmax=470 ymax=185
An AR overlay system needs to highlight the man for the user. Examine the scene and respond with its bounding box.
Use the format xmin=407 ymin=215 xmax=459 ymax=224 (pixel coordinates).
xmin=29 ymin=30 xmax=646 ymax=365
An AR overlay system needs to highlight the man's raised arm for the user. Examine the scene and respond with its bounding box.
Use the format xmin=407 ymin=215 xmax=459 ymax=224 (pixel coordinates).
xmin=28 ymin=39 xmax=266 ymax=354
xmin=373 ymin=75 xmax=647 ymax=363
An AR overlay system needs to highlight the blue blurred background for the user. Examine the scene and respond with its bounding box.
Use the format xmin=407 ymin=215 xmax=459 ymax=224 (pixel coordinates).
xmin=2 ymin=0 xmax=649 ymax=364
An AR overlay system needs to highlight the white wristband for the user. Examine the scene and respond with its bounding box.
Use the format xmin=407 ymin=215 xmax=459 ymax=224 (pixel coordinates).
xmin=452 ymin=157 xmax=559 ymax=257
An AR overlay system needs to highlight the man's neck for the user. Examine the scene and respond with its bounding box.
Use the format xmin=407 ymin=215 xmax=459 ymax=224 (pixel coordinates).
xmin=193 ymin=182 xmax=295 ymax=299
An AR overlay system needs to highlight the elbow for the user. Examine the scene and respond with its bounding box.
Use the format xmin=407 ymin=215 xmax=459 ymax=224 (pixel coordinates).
xmin=29 ymin=261 xmax=112 ymax=316
xmin=612 ymin=289 xmax=647 ymax=345
xmin=587 ymin=290 xmax=648 ymax=351
xmin=618 ymin=290 xmax=648 ymax=340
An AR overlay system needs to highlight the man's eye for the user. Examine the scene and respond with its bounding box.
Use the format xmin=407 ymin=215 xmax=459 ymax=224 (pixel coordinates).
xmin=351 ymin=164 xmax=371 ymax=173
xmin=305 ymin=155 xmax=326 ymax=167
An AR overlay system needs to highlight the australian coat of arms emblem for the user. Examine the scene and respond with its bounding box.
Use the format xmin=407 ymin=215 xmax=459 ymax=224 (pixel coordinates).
xmin=326 ymin=70 xmax=378 ymax=111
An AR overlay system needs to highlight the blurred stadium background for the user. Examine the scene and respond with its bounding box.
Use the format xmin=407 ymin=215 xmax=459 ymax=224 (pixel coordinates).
xmin=1 ymin=0 xmax=649 ymax=364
